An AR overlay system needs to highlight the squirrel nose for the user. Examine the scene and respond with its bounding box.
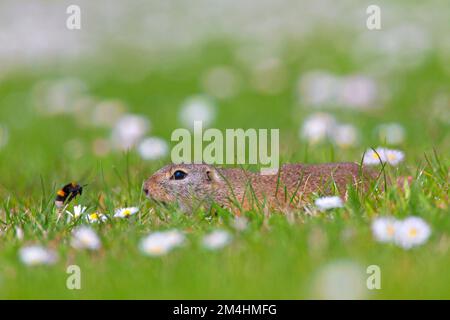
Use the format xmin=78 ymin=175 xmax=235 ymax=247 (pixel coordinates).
xmin=143 ymin=186 xmax=149 ymax=196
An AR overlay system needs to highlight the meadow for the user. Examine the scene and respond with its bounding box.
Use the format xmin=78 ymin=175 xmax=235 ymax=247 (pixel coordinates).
xmin=0 ymin=1 xmax=449 ymax=299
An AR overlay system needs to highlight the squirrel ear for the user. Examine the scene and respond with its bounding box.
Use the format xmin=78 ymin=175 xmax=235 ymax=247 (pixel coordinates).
xmin=206 ymin=169 xmax=221 ymax=183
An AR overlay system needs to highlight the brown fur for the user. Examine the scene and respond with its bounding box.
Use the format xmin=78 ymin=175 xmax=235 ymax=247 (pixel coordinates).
xmin=144 ymin=162 xmax=381 ymax=213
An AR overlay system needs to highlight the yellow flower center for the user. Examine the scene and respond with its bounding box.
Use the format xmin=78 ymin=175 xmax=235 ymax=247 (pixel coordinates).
xmin=371 ymin=153 xmax=381 ymax=159
xmin=123 ymin=209 xmax=131 ymax=216
xmin=387 ymin=225 xmax=395 ymax=236
xmin=89 ymin=213 xmax=99 ymax=220
xmin=408 ymin=227 xmax=418 ymax=238
xmin=387 ymin=153 xmax=397 ymax=161
xmin=149 ymin=245 xmax=164 ymax=254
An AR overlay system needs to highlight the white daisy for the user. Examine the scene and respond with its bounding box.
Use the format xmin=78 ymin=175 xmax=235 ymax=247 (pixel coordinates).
xmin=19 ymin=246 xmax=58 ymax=266
xmin=339 ymin=75 xmax=377 ymax=109
xmin=202 ymin=230 xmax=232 ymax=250
xmin=299 ymin=72 xmax=377 ymax=110
xmin=315 ymin=196 xmax=344 ymax=211
xmin=66 ymin=205 xmax=87 ymax=222
xmin=114 ymin=207 xmax=139 ymax=218
xmin=111 ymin=114 xmax=150 ymax=150
xmin=86 ymin=212 xmax=108 ymax=223
xmin=232 ymin=216 xmax=248 ymax=232
xmin=313 ymin=260 xmax=367 ymax=299
xmin=363 ymin=148 xmax=385 ymax=165
xmin=137 ymin=137 xmax=169 ymax=160
xmin=139 ymin=230 xmax=185 ymax=257
xmin=164 ymin=230 xmax=186 ymax=247
xmin=363 ymin=147 xmax=405 ymax=166
xmin=299 ymin=71 xmax=340 ymax=107
xmin=179 ymin=95 xmax=216 ymax=128
xmin=71 ymin=226 xmax=101 ymax=250
xmin=16 ymin=227 xmax=24 ymax=241
xmin=394 ymin=217 xmax=431 ymax=249
xmin=384 ymin=149 xmax=405 ymax=166
xmin=300 ymin=113 xmax=337 ymax=144
xmin=371 ymin=217 xmax=401 ymax=243
xmin=332 ymin=124 xmax=358 ymax=148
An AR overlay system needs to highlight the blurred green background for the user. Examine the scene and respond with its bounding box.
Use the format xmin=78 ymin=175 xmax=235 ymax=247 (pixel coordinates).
xmin=0 ymin=0 xmax=448 ymax=299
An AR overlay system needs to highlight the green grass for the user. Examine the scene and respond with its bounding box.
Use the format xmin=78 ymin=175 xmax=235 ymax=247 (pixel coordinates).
xmin=0 ymin=39 xmax=449 ymax=299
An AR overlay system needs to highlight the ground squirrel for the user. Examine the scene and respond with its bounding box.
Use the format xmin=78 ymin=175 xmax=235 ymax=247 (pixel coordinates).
xmin=144 ymin=163 xmax=384 ymax=213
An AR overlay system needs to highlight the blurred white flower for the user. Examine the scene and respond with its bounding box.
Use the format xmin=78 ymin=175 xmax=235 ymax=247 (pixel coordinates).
xmin=232 ymin=216 xmax=248 ymax=231
xmin=251 ymin=57 xmax=287 ymax=95
xmin=19 ymin=245 xmax=58 ymax=266
xmin=66 ymin=205 xmax=87 ymax=222
xmin=315 ymin=196 xmax=344 ymax=211
xmin=137 ymin=137 xmax=169 ymax=160
xmin=363 ymin=148 xmax=384 ymax=165
xmin=394 ymin=217 xmax=431 ymax=249
xmin=372 ymin=217 xmax=401 ymax=243
xmin=91 ymin=99 xmax=126 ymax=127
xmin=86 ymin=212 xmax=108 ymax=224
xmin=15 ymin=227 xmax=24 ymax=241
xmin=313 ymin=260 xmax=367 ymax=299
xmin=332 ymin=124 xmax=358 ymax=148
xmin=33 ymin=78 xmax=88 ymax=115
xmin=179 ymin=95 xmax=216 ymax=128
xmin=299 ymin=71 xmax=340 ymax=107
xmin=0 ymin=124 xmax=9 ymax=149
xmin=384 ymin=149 xmax=405 ymax=166
xmin=376 ymin=123 xmax=405 ymax=145
xmin=164 ymin=229 xmax=186 ymax=247
xmin=139 ymin=230 xmax=185 ymax=256
xmin=363 ymin=148 xmax=405 ymax=166
xmin=202 ymin=230 xmax=232 ymax=250
xmin=300 ymin=113 xmax=360 ymax=147
xmin=300 ymin=112 xmax=337 ymax=144
xmin=202 ymin=66 xmax=240 ymax=99
xmin=71 ymin=226 xmax=101 ymax=250
xmin=339 ymin=75 xmax=377 ymax=109
xmin=299 ymin=71 xmax=377 ymax=109
xmin=111 ymin=114 xmax=150 ymax=150
xmin=114 ymin=207 xmax=139 ymax=218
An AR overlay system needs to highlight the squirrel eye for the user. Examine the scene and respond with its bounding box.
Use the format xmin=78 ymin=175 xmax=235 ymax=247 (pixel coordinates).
xmin=172 ymin=170 xmax=187 ymax=180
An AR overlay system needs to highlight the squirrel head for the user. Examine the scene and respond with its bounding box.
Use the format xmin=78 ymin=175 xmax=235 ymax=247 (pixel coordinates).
xmin=143 ymin=163 xmax=223 ymax=208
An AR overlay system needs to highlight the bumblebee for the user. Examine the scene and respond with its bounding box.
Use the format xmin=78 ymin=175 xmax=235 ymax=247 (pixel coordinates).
xmin=55 ymin=182 xmax=84 ymax=208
